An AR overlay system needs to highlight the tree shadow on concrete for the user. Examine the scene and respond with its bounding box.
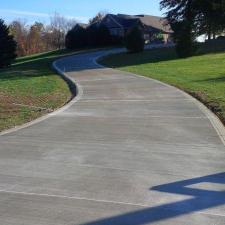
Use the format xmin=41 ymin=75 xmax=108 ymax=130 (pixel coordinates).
xmin=82 ymin=172 xmax=225 ymax=225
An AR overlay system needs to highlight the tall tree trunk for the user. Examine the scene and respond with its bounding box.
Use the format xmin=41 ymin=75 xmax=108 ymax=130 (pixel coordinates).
xmin=207 ymin=25 xmax=212 ymax=40
xmin=213 ymin=31 xmax=216 ymax=40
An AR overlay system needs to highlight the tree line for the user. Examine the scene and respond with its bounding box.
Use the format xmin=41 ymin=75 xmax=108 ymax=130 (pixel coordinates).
xmin=0 ymin=13 xmax=76 ymax=68
xmin=9 ymin=13 xmax=77 ymax=57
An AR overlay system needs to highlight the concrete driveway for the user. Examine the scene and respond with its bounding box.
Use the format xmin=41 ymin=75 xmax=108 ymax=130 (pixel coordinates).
xmin=0 ymin=49 xmax=225 ymax=225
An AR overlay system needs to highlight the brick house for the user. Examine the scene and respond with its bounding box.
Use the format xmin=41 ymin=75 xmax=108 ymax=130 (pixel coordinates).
xmin=91 ymin=14 xmax=173 ymax=44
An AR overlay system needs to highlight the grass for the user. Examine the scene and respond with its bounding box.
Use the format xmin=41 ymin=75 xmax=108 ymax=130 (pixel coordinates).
xmin=0 ymin=49 xmax=77 ymax=132
xmin=100 ymin=45 xmax=225 ymax=125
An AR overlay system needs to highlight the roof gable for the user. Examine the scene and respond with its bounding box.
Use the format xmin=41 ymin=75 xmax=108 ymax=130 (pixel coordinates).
xmin=136 ymin=15 xmax=172 ymax=33
xmin=101 ymin=14 xmax=123 ymax=28
xmin=100 ymin=14 xmax=140 ymax=29
xmin=87 ymin=13 xmax=172 ymax=33
xmin=116 ymin=14 xmax=172 ymax=33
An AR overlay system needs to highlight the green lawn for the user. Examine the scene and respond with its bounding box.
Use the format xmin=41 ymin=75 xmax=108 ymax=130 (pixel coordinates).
xmin=100 ymin=47 xmax=225 ymax=125
xmin=0 ymin=50 xmax=76 ymax=132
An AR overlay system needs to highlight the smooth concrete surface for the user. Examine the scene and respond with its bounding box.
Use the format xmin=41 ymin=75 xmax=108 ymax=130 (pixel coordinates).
xmin=0 ymin=49 xmax=225 ymax=225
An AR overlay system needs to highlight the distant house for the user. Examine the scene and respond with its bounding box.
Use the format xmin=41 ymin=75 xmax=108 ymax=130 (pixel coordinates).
xmin=89 ymin=14 xmax=173 ymax=44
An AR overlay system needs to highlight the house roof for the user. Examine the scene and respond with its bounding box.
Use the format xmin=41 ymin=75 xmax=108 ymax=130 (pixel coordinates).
xmin=107 ymin=14 xmax=140 ymax=29
xmin=134 ymin=15 xmax=172 ymax=33
xmin=105 ymin=14 xmax=172 ymax=33
xmin=86 ymin=13 xmax=172 ymax=34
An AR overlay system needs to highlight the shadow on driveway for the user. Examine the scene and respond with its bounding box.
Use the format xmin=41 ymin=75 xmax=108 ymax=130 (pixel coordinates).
xmin=82 ymin=172 xmax=225 ymax=225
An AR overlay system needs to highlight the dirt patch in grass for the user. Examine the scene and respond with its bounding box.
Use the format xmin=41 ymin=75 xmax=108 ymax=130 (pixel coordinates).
xmin=0 ymin=50 xmax=74 ymax=132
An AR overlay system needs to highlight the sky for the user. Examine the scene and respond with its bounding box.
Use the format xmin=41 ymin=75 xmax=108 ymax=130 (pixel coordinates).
xmin=0 ymin=0 xmax=164 ymax=24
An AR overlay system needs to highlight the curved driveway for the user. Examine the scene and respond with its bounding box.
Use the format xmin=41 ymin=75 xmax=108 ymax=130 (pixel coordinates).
xmin=0 ymin=49 xmax=225 ymax=225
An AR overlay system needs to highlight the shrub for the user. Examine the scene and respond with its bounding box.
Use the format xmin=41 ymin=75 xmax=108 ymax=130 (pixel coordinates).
xmin=86 ymin=25 xmax=112 ymax=47
xmin=171 ymin=21 xmax=197 ymax=58
xmin=86 ymin=25 xmax=98 ymax=46
xmin=66 ymin=24 xmax=123 ymax=49
xmin=111 ymin=35 xmax=123 ymax=46
xmin=65 ymin=26 xmax=87 ymax=50
xmin=0 ymin=19 xmax=17 ymax=68
xmin=124 ymin=26 xmax=145 ymax=53
xmin=97 ymin=25 xmax=112 ymax=46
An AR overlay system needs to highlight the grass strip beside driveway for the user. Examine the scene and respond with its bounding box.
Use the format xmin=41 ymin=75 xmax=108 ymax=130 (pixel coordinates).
xmin=100 ymin=47 xmax=225 ymax=125
xmin=0 ymin=50 xmax=74 ymax=132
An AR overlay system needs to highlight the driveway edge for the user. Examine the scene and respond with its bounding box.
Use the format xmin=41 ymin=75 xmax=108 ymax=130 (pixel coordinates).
xmin=95 ymin=52 xmax=225 ymax=146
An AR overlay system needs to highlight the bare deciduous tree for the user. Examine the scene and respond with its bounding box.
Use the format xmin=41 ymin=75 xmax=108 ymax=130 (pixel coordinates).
xmin=89 ymin=11 xmax=107 ymax=24
xmin=9 ymin=20 xmax=28 ymax=56
xmin=50 ymin=12 xmax=77 ymax=49
xmin=8 ymin=12 xmax=77 ymax=56
xmin=27 ymin=22 xmax=45 ymax=54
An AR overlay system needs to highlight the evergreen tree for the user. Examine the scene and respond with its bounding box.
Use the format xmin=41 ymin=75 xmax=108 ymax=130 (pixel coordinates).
xmin=195 ymin=0 xmax=225 ymax=39
xmin=160 ymin=0 xmax=225 ymax=47
xmin=160 ymin=0 xmax=225 ymax=57
xmin=160 ymin=0 xmax=197 ymax=57
xmin=0 ymin=19 xmax=17 ymax=68
xmin=65 ymin=26 xmax=87 ymax=49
